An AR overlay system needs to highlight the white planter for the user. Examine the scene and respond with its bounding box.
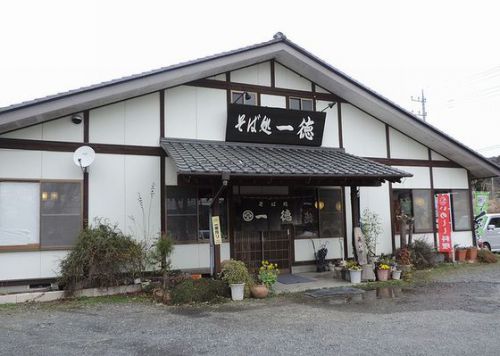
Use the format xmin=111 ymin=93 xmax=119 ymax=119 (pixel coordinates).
xmin=392 ymin=270 xmax=402 ymax=280
xmin=229 ymin=283 xmax=245 ymax=301
xmin=349 ymin=270 xmax=362 ymax=284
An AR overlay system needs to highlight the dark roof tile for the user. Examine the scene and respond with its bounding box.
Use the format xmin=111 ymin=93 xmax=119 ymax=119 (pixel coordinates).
xmin=161 ymin=138 xmax=412 ymax=183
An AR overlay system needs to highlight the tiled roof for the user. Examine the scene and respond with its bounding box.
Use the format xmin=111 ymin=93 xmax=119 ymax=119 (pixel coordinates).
xmin=161 ymin=138 xmax=412 ymax=182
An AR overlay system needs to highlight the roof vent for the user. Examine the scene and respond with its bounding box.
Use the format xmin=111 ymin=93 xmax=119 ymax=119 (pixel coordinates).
xmin=273 ymin=32 xmax=287 ymax=40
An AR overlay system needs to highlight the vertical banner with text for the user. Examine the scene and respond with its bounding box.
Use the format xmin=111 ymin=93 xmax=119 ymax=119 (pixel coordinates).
xmin=437 ymin=193 xmax=452 ymax=252
xmin=211 ymin=216 xmax=222 ymax=245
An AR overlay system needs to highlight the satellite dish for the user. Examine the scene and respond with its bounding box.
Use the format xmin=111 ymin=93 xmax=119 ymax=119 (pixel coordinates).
xmin=73 ymin=146 xmax=95 ymax=170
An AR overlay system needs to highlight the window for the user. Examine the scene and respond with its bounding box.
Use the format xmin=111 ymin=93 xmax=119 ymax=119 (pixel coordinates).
xmin=450 ymin=190 xmax=471 ymax=231
xmin=392 ymin=189 xmax=433 ymax=233
xmin=318 ymin=188 xmax=345 ymax=237
xmin=231 ymin=91 xmax=257 ymax=105
xmin=0 ymin=182 xmax=40 ymax=247
xmin=488 ymin=218 xmax=500 ymax=229
xmin=166 ymin=186 xmax=227 ymax=243
xmin=0 ymin=181 xmax=82 ymax=249
xmin=289 ymin=97 xmax=313 ymax=111
xmin=40 ymin=182 xmax=82 ymax=248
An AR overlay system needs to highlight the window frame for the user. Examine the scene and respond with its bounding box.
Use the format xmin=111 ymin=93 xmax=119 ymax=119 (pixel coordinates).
xmin=278 ymin=187 xmax=345 ymax=240
xmin=392 ymin=188 xmax=434 ymax=234
xmin=230 ymin=90 xmax=258 ymax=106
xmin=448 ymin=189 xmax=472 ymax=232
xmin=0 ymin=179 xmax=83 ymax=252
xmin=166 ymin=185 xmax=229 ymax=245
xmin=288 ymin=97 xmax=314 ymax=111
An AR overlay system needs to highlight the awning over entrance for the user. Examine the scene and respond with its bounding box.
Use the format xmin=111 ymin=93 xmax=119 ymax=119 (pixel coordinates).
xmin=161 ymin=138 xmax=412 ymax=185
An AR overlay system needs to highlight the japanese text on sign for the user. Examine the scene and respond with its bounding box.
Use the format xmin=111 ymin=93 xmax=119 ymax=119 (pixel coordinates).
xmin=437 ymin=193 xmax=452 ymax=253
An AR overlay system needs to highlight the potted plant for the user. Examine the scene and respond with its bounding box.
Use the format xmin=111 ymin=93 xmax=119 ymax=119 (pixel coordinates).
xmin=396 ymin=247 xmax=413 ymax=279
xmin=466 ymin=246 xmax=478 ymax=262
xmin=251 ymin=260 xmax=280 ymax=298
xmin=346 ymin=260 xmax=362 ymax=284
xmin=376 ymin=263 xmax=391 ymax=281
xmin=455 ymin=247 xmax=467 ymax=262
xmin=221 ymin=260 xmax=251 ymax=301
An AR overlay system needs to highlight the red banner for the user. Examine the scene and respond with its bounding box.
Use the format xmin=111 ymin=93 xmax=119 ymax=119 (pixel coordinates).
xmin=437 ymin=193 xmax=452 ymax=252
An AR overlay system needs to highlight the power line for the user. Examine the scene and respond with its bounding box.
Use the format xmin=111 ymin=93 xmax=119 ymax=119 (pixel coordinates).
xmin=411 ymin=89 xmax=427 ymax=121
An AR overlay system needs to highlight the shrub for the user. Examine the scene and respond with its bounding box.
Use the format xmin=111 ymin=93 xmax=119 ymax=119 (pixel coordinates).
xmin=59 ymin=220 xmax=144 ymax=295
xmin=478 ymin=249 xmax=498 ymax=263
xmin=221 ymin=260 xmax=253 ymax=285
xmin=170 ymin=279 xmax=230 ymax=304
xmin=258 ymin=260 xmax=280 ymax=288
xmin=409 ymin=240 xmax=436 ymax=269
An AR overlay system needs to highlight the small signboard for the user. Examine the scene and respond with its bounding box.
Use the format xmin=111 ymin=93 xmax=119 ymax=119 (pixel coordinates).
xmin=437 ymin=193 xmax=452 ymax=253
xmin=211 ymin=216 xmax=222 ymax=245
xmin=226 ymin=104 xmax=326 ymax=146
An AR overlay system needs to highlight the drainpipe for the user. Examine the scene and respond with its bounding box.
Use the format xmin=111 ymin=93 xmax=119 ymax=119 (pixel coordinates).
xmin=209 ymin=172 xmax=230 ymax=276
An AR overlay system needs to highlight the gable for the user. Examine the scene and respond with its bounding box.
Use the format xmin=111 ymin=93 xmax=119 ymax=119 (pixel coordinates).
xmin=0 ymin=35 xmax=498 ymax=178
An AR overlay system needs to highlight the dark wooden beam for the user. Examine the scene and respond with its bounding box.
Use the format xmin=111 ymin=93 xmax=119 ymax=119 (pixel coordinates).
xmin=187 ymin=78 xmax=343 ymax=103
xmin=367 ymin=157 xmax=460 ymax=168
xmin=0 ymin=138 xmax=162 ymax=156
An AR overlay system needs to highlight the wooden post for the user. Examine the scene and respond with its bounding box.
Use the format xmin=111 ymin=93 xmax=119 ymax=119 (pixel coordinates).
xmin=211 ymin=199 xmax=221 ymax=274
xmin=350 ymin=186 xmax=360 ymax=261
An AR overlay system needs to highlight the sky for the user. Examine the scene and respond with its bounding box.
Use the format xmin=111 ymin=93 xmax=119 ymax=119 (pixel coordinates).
xmin=1 ymin=0 xmax=499 ymax=157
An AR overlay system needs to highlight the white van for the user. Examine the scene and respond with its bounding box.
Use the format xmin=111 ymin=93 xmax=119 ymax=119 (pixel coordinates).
xmin=479 ymin=213 xmax=500 ymax=251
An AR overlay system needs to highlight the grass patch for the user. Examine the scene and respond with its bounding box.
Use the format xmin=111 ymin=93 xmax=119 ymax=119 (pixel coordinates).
xmin=67 ymin=293 xmax=151 ymax=306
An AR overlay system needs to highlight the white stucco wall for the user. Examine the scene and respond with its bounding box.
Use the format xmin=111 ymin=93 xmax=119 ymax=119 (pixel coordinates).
xmin=88 ymin=154 xmax=160 ymax=240
xmin=317 ymin=100 xmax=339 ymax=148
xmin=89 ymin=93 xmax=159 ymax=146
xmin=360 ymin=183 xmax=393 ymax=255
xmin=1 ymin=116 xmax=83 ymax=142
xmin=432 ymin=167 xmax=469 ymax=189
xmin=274 ymin=63 xmax=311 ymax=91
xmin=165 ymin=86 xmax=227 ymax=140
xmin=230 ymin=62 xmax=271 ymax=86
xmin=0 ymin=149 xmax=82 ymax=180
xmin=342 ymin=104 xmax=387 ymax=158
xmin=260 ymin=94 xmax=286 ymax=108
xmin=170 ymin=243 xmax=228 ymax=271
xmin=389 ymin=128 xmax=428 ymax=160
xmin=391 ymin=166 xmax=431 ymax=189
xmin=294 ymin=238 xmax=344 ymax=261
xmin=0 ymin=250 xmax=69 ymax=281
xmin=431 ymin=150 xmax=449 ymax=161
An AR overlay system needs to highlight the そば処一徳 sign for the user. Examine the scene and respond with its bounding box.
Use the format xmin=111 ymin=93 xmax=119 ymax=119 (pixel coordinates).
xmin=226 ymin=104 xmax=326 ymax=146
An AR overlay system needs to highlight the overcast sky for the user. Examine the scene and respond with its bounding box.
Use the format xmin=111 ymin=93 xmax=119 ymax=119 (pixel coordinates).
xmin=1 ymin=0 xmax=499 ymax=156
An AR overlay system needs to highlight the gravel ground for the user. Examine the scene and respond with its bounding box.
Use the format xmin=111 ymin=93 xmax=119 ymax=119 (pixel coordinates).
xmin=1 ymin=263 xmax=500 ymax=356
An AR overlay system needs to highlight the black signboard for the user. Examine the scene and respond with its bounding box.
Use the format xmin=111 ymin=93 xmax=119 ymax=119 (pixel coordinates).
xmin=226 ymin=104 xmax=326 ymax=146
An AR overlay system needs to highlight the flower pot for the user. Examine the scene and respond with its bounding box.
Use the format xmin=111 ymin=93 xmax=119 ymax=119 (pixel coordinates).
xmin=229 ymin=283 xmax=245 ymax=301
xmin=376 ymin=269 xmax=390 ymax=281
xmin=250 ymin=284 xmax=269 ymax=299
xmin=333 ymin=266 xmax=343 ymax=279
xmin=466 ymin=247 xmax=478 ymax=262
xmin=392 ymin=270 xmax=402 ymax=280
xmin=455 ymin=249 xmax=467 ymax=262
xmin=349 ymin=269 xmax=362 ymax=284
xmin=361 ymin=263 xmax=376 ymax=281
xmin=191 ymin=274 xmax=202 ymax=280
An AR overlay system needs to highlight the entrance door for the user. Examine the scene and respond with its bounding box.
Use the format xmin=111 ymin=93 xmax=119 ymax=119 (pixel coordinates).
xmin=233 ymin=196 xmax=293 ymax=272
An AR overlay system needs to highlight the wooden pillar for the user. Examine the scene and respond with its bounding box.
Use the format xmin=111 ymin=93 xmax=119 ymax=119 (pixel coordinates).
xmin=350 ymin=186 xmax=360 ymax=260
xmin=211 ymin=199 xmax=222 ymax=274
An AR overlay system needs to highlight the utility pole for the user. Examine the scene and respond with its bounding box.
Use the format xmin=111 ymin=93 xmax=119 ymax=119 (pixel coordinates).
xmin=411 ymin=89 xmax=427 ymax=121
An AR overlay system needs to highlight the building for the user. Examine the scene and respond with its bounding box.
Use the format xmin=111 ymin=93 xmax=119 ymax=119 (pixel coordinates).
xmin=1 ymin=33 xmax=499 ymax=285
